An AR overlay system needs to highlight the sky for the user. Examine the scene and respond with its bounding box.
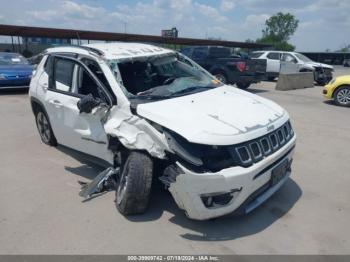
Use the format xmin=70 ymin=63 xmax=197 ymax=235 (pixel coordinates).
xmin=0 ymin=0 xmax=349 ymax=51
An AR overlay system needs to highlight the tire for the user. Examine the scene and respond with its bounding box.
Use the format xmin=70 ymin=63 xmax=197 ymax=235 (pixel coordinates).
xmin=236 ymin=82 xmax=250 ymax=89
xmin=267 ymin=76 xmax=275 ymax=81
xmin=334 ymin=86 xmax=350 ymax=107
xmin=116 ymin=151 xmax=153 ymax=215
xmin=35 ymin=108 xmax=57 ymax=146
xmin=213 ymin=71 xmax=227 ymax=84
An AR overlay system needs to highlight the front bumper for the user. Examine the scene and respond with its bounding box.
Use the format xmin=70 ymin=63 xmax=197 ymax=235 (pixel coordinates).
xmin=0 ymin=78 xmax=31 ymax=88
xmin=323 ymin=84 xmax=334 ymax=99
xmin=168 ymin=135 xmax=296 ymax=220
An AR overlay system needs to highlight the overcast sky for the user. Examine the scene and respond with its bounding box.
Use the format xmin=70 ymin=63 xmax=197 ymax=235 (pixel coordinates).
xmin=0 ymin=0 xmax=349 ymax=51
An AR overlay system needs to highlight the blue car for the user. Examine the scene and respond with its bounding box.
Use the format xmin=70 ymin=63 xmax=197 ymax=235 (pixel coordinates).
xmin=0 ymin=52 xmax=33 ymax=89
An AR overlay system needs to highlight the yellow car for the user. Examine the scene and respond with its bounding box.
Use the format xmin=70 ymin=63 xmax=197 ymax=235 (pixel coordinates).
xmin=323 ymin=75 xmax=350 ymax=107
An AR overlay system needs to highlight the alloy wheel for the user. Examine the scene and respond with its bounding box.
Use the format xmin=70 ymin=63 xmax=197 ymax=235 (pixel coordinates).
xmin=36 ymin=112 xmax=51 ymax=143
xmin=336 ymin=88 xmax=350 ymax=105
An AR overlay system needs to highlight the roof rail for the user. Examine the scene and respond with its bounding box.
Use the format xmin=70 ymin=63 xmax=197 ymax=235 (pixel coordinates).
xmin=49 ymin=45 xmax=104 ymax=56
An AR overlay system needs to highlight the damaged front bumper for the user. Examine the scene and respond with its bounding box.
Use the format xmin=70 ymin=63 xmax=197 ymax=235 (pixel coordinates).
xmin=168 ymin=136 xmax=296 ymax=220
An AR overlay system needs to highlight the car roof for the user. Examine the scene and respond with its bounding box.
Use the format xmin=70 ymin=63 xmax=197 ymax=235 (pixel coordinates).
xmin=46 ymin=42 xmax=174 ymax=60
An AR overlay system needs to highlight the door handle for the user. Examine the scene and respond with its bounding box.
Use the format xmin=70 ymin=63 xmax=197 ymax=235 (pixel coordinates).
xmin=42 ymin=83 xmax=48 ymax=90
xmin=49 ymin=99 xmax=62 ymax=107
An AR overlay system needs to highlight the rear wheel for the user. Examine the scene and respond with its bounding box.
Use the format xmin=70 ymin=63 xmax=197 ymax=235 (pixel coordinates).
xmin=334 ymin=86 xmax=350 ymax=107
xmin=213 ymin=71 xmax=227 ymax=84
xmin=35 ymin=109 xmax=57 ymax=146
xmin=116 ymin=151 xmax=153 ymax=215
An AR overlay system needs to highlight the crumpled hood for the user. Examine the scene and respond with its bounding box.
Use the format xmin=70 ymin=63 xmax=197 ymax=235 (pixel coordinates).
xmin=136 ymin=85 xmax=289 ymax=145
xmin=304 ymin=61 xmax=333 ymax=70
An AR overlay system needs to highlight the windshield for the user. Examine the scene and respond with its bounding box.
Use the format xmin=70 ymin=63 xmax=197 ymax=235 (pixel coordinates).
xmin=109 ymin=54 xmax=222 ymax=100
xmin=0 ymin=53 xmax=29 ymax=66
xmin=295 ymin=53 xmax=313 ymax=62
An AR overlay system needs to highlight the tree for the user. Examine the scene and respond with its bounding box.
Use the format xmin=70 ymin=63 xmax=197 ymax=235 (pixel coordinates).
xmin=336 ymin=44 xmax=350 ymax=53
xmin=256 ymin=12 xmax=299 ymax=51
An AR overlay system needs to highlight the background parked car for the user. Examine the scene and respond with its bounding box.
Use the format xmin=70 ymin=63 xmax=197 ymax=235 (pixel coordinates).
xmin=323 ymin=75 xmax=350 ymax=107
xmin=180 ymin=46 xmax=266 ymax=89
xmin=28 ymin=52 xmax=45 ymax=67
xmin=252 ymin=51 xmax=334 ymax=85
xmin=0 ymin=52 xmax=33 ymax=89
xmin=343 ymin=59 xmax=350 ymax=67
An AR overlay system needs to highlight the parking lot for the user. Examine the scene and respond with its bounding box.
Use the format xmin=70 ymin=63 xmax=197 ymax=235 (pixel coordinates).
xmin=0 ymin=66 xmax=349 ymax=255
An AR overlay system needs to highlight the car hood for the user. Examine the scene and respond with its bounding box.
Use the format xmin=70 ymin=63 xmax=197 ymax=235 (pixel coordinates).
xmin=304 ymin=61 xmax=333 ymax=70
xmin=334 ymin=75 xmax=350 ymax=83
xmin=0 ymin=64 xmax=33 ymax=75
xmin=136 ymin=85 xmax=289 ymax=145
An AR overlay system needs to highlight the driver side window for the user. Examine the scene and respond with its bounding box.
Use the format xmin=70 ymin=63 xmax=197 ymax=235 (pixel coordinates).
xmin=74 ymin=65 xmax=103 ymax=99
xmin=50 ymin=56 xmax=107 ymax=102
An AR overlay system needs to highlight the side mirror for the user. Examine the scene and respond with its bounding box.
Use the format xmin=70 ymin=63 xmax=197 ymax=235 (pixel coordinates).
xmin=77 ymin=94 xmax=102 ymax=114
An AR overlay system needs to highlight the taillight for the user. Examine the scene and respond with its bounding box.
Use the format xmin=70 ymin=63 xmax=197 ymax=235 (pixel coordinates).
xmin=236 ymin=62 xmax=246 ymax=72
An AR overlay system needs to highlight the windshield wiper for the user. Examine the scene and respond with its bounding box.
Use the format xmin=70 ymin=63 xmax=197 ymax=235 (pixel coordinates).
xmin=130 ymin=94 xmax=171 ymax=101
xmin=168 ymin=86 xmax=213 ymax=97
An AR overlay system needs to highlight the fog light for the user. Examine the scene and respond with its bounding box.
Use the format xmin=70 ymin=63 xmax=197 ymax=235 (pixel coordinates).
xmin=201 ymin=188 xmax=242 ymax=208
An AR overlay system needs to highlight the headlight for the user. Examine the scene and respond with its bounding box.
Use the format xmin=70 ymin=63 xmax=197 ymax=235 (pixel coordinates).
xmin=0 ymin=74 xmax=6 ymax=80
xmin=329 ymin=78 xmax=336 ymax=85
xmin=164 ymin=130 xmax=237 ymax=172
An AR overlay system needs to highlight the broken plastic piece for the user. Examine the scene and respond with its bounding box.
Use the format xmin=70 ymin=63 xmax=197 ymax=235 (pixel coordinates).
xmin=79 ymin=167 xmax=120 ymax=199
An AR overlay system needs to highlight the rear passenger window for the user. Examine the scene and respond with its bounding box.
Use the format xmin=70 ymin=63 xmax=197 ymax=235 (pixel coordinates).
xmin=267 ymin=52 xmax=280 ymax=60
xmin=53 ymin=58 xmax=74 ymax=92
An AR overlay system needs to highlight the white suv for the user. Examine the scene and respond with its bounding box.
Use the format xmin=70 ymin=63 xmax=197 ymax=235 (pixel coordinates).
xmin=29 ymin=43 xmax=296 ymax=220
xmin=252 ymin=51 xmax=334 ymax=85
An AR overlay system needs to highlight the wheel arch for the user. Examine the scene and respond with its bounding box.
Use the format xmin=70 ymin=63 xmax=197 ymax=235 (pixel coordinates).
xmin=30 ymin=97 xmax=47 ymax=115
xmin=332 ymin=84 xmax=350 ymax=98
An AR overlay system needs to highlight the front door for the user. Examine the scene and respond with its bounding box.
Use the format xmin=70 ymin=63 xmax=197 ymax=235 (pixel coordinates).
xmin=44 ymin=55 xmax=114 ymax=164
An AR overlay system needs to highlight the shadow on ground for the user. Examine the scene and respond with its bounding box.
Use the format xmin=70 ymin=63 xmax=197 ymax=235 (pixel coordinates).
xmin=0 ymin=88 xmax=28 ymax=95
xmin=129 ymin=177 xmax=301 ymax=241
xmin=59 ymin=136 xmax=302 ymax=242
xmin=248 ymin=88 xmax=269 ymax=94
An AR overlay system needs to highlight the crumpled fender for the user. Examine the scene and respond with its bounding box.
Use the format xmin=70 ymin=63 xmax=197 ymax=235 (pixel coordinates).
xmin=104 ymin=107 xmax=169 ymax=159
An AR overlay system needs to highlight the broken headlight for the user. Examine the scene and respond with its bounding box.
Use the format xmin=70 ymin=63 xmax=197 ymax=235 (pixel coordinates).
xmin=164 ymin=130 xmax=236 ymax=172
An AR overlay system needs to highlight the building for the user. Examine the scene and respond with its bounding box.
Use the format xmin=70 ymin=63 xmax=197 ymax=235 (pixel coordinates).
xmin=301 ymin=52 xmax=350 ymax=65
xmin=161 ymin=27 xmax=178 ymax=38
xmin=23 ymin=37 xmax=71 ymax=45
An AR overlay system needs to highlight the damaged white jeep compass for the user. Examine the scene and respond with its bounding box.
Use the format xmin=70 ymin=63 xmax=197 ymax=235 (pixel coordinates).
xmin=29 ymin=43 xmax=296 ymax=220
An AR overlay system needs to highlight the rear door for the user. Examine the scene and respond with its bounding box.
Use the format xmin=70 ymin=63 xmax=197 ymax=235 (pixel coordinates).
xmin=44 ymin=54 xmax=114 ymax=163
xmin=266 ymin=52 xmax=281 ymax=73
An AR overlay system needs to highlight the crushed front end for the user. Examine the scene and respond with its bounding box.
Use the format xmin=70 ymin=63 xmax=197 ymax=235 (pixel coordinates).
xmin=160 ymin=121 xmax=296 ymax=220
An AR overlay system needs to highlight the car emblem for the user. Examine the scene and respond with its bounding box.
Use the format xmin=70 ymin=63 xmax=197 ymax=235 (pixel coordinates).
xmin=16 ymin=75 xmax=19 ymax=78
xmin=267 ymin=125 xmax=275 ymax=132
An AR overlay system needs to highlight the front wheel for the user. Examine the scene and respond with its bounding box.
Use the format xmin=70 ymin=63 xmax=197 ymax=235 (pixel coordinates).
xmin=334 ymin=86 xmax=350 ymax=107
xmin=116 ymin=151 xmax=153 ymax=215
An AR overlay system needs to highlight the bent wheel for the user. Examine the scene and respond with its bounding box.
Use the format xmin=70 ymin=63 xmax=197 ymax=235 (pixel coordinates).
xmin=116 ymin=151 xmax=153 ymax=215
